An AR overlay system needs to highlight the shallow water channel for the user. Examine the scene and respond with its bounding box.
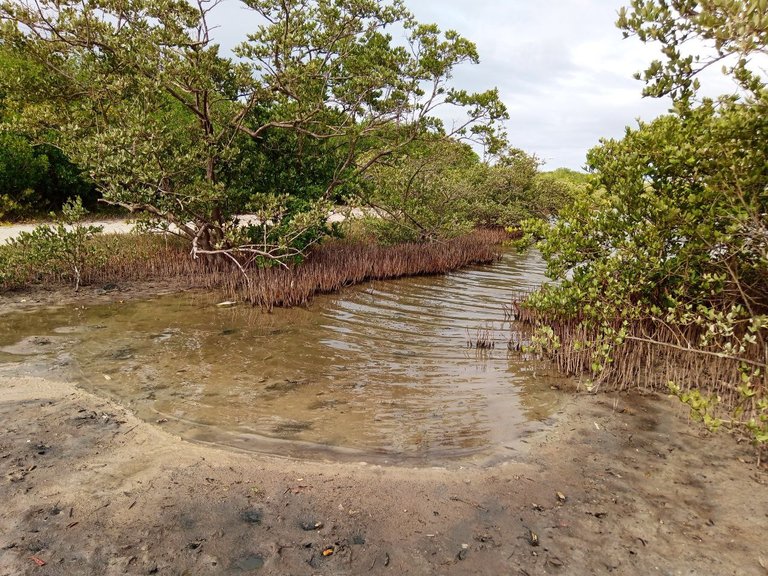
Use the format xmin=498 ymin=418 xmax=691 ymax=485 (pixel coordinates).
xmin=0 ymin=250 xmax=569 ymax=465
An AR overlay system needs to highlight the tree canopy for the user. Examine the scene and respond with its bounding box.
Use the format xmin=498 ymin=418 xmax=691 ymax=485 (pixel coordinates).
xmin=618 ymin=0 xmax=768 ymax=103
xmin=0 ymin=45 xmax=96 ymax=219
xmin=0 ymin=0 xmax=507 ymax=262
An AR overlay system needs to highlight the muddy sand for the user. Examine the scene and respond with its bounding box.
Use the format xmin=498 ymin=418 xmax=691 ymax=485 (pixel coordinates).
xmin=0 ymin=371 xmax=765 ymax=576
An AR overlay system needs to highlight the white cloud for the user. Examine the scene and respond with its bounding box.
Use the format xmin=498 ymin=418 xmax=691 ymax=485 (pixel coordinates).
xmin=404 ymin=0 xmax=677 ymax=169
xmin=211 ymin=0 xmax=737 ymax=170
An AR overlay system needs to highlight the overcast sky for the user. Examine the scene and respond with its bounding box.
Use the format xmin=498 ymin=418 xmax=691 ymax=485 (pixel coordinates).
xmin=405 ymin=0 xmax=675 ymax=170
xmin=212 ymin=0 xmax=683 ymax=171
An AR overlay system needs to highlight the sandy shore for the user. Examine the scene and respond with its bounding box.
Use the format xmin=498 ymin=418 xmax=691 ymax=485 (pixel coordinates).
xmin=1 ymin=369 xmax=765 ymax=576
xmin=0 ymin=208 xmax=367 ymax=244
xmin=0 ymin=220 xmax=134 ymax=244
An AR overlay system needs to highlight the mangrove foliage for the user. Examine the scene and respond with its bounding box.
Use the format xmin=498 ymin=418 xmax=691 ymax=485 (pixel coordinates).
xmin=523 ymin=0 xmax=768 ymax=453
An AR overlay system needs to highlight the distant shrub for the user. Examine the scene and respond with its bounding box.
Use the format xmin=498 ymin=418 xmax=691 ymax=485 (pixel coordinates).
xmin=5 ymin=197 xmax=104 ymax=290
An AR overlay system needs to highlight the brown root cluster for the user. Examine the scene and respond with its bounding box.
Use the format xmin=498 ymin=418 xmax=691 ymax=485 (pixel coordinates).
xmin=2 ymin=229 xmax=508 ymax=310
xmin=227 ymin=229 xmax=506 ymax=309
xmin=517 ymin=304 xmax=767 ymax=447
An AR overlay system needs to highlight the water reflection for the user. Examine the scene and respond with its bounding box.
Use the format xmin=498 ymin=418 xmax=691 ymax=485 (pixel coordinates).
xmin=0 ymin=250 xmax=568 ymax=465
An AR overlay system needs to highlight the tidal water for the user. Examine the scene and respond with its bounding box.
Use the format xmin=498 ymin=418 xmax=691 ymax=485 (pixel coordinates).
xmin=0 ymin=249 xmax=569 ymax=465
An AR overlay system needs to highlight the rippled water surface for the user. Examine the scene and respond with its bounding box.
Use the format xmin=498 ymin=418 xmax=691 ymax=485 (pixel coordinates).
xmin=0 ymin=250 xmax=569 ymax=465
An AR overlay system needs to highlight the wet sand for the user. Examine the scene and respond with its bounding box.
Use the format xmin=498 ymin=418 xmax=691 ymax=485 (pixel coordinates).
xmin=1 ymin=370 xmax=766 ymax=575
